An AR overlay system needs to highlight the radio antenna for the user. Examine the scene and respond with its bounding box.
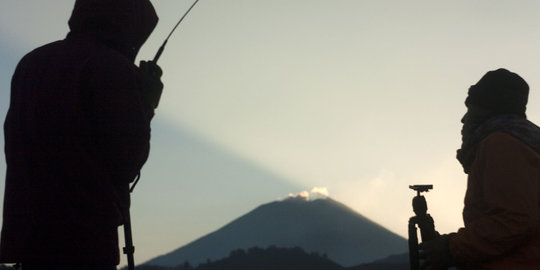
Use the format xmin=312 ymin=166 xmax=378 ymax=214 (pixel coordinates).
xmin=152 ymin=0 xmax=201 ymax=63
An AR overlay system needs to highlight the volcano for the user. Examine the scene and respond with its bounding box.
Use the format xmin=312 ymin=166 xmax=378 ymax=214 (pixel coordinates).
xmin=144 ymin=197 xmax=407 ymax=267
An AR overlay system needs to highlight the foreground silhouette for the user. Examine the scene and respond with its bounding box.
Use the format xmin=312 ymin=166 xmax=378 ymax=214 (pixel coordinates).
xmin=0 ymin=0 xmax=163 ymax=269
xmin=420 ymin=69 xmax=540 ymax=269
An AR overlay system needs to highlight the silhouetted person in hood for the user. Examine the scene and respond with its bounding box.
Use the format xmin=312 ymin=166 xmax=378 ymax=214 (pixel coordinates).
xmin=420 ymin=69 xmax=540 ymax=269
xmin=0 ymin=0 xmax=162 ymax=269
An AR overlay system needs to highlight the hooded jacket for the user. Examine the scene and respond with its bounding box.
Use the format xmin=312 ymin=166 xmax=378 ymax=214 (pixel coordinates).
xmin=1 ymin=0 xmax=158 ymax=264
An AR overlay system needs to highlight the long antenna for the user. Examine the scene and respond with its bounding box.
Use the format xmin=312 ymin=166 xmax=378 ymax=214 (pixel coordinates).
xmin=152 ymin=0 xmax=201 ymax=63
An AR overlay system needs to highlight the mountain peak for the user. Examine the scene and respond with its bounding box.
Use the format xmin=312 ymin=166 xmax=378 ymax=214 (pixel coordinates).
xmin=145 ymin=196 xmax=407 ymax=267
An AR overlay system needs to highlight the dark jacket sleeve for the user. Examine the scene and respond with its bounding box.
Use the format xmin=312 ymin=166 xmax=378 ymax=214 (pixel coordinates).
xmin=80 ymin=52 xmax=154 ymax=185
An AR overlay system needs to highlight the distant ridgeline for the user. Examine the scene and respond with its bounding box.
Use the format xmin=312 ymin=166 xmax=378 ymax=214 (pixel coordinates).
xmin=129 ymin=246 xmax=408 ymax=270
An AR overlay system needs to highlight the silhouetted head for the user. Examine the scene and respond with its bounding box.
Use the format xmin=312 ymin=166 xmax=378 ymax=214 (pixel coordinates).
xmin=68 ymin=0 xmax=158 ymax=61
xmin=461 ymin=69 xmax=529 ymax=135
xmin=466 ymin=68 xmax=529 ymax=116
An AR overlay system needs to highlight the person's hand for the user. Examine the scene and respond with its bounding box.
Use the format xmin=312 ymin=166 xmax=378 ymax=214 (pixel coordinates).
xmin=419 ymin=233 xmax=454 ymax=270
xmin=139 ymin=60 xmax=163 ymax=109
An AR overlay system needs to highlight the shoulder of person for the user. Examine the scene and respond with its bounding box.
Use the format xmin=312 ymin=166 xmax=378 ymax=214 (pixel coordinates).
xmin=85 ymin=47 xmax=137 ymax=74
xmin=482 ymin=131 xmax=520 ymax=145
xmin=479 ymin=131 xmax=540 ymax=163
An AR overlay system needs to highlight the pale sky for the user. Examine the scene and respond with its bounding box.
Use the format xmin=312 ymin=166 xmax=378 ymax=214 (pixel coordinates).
xmin=1 ymin=0 xmax=540 ymax=267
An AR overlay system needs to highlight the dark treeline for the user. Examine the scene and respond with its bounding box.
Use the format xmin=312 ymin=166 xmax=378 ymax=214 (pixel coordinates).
xmin=131 ymin=246 xmax=342 ymax=270
xmin=130 ymin=246 xmax=408 ymax=270
xmin=197 ymin=246 xmax=342 ymax=270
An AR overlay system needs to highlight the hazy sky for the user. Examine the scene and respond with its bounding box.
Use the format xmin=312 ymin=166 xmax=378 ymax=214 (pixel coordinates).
xmin=2 ymin=0 xmax=540 ymax=267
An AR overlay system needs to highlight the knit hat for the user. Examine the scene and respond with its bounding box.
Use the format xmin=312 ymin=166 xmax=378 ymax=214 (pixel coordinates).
xmin=466 ymin=68 xmax=529 ymax=115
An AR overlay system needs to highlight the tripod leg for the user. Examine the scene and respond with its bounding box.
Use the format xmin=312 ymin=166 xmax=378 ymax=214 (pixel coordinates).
xmin=123 ymin=209 xmax=136 ymax=270
xmin=409 ymin=218 xmax=420 ymax=270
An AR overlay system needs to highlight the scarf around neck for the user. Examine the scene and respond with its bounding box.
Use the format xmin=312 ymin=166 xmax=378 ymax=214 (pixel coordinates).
xmin=457 ymin=114 xmax=540 ymax=174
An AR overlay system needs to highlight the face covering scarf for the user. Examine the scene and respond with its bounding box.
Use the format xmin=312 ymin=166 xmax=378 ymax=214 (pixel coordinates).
xmin=457 ymin=114 xmax=540 ymax=174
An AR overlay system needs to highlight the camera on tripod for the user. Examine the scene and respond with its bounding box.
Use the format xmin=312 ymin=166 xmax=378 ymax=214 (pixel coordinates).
xmin=408 ymin=184 xmax=440 ymax=270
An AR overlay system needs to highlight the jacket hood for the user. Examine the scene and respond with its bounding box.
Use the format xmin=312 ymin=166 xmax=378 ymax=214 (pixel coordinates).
xmin=68 ymin=0 xmax=158 ymax=61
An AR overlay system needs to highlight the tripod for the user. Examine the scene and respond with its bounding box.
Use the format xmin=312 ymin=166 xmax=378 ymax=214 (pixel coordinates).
xmin=408 ymin=185 xmax=439 ymax=270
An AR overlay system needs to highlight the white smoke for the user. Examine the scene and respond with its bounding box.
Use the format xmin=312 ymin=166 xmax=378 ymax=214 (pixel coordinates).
xmin=310 ymin=187 xmax=329 ymax=198
xmin=287 ymin=187 xmax=330 ymax=201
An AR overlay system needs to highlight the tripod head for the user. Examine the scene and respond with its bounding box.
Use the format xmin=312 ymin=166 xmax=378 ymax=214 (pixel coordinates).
xmin=409 ymin=185 xmax=432 ymax=216
xmin=409 ymin=184 xmax=433 ymax=196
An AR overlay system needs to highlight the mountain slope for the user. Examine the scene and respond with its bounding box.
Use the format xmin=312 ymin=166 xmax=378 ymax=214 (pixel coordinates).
xmin=145 ymin=197 xmax=407 ymax=267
